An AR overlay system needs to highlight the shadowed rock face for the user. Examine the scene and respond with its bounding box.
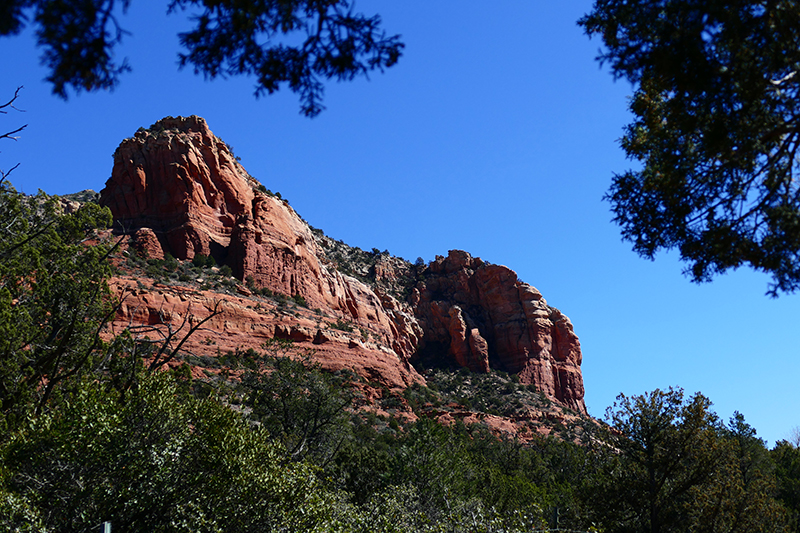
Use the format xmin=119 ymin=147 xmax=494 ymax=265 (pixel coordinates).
xmin=99 ymin=115 xmax=586 ymax=413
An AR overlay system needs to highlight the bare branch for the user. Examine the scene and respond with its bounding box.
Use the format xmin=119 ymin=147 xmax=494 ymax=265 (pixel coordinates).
xmin=0 ymin=86 xmax=24 ymax=113
xmin=1 ymin=87 xmax=27 ymax=176
xmin=146 ymin=300 xmax=225 ymax=372
xmin=0 ymin=87 xmax=27 ymax=140
xmin=0 ymin=163 xmax=21 ymax=184
xmin=0 ymin=124 xmax=27 ymax=142
xmin=771 ymin=71 xmax=797 ymax=86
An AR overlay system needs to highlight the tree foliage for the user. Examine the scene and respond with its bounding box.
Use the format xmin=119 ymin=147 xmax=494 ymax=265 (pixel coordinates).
xmin=580 ymin=0 xmax=800 ymax=295
xmin=587 ymin=387 xmax=788 ymax=533
xmin=2 ymin=371 xmax=342 ymax=532
xmin=772 ymin=440 xmax=800 ymax=532
xmin=0 ymin=179 xmax=115 ymax=430
xmin=241 ymin=338 xmax=353 ymax=467
xmin=2 ymin=0 xmax=403 ymax=116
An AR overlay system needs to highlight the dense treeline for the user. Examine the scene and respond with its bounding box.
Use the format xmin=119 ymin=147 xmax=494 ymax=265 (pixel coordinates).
xmin=1 ymin=181 xmax=799 ymax=532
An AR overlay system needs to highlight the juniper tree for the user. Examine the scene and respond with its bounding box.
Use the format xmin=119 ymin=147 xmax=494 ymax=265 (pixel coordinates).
xmin=581 ymin=0 xmax=800 ymax=295
xmin=1 ymin=0 xmax=403 ymax=116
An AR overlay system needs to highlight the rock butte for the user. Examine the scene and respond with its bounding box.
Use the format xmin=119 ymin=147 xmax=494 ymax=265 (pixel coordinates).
xmin=99 ymin=115 xmax=586 ymax=414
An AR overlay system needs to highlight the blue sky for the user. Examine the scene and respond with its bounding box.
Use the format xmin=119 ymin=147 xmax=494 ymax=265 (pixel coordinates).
xmin=2 ymin=1 xmax=798 ymax=445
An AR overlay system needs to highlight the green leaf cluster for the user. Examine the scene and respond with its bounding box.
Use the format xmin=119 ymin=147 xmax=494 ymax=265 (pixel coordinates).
xmin=1 ymin=371 xmax=342 ymax=532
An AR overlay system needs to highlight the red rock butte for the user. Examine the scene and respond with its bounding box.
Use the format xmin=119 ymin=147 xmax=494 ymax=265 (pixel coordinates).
xmin=99 ymin=115 xmax=586 ymax=413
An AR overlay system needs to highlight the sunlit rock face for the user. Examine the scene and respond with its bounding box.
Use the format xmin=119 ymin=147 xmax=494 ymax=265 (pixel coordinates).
xmin=413 ymin=250 xmax=585 ymax=412
xmin=99 ymin=116 xmax=586 ymax=413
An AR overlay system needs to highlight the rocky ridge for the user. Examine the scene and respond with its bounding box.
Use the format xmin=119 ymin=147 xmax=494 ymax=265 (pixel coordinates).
xmin=98 ymin=115 xmax=588 ymax=435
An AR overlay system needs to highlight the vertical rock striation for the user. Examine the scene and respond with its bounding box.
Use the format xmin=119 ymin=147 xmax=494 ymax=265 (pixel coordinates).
xmin=413 ymin=251 xmax=585 ymax=412
xmin=99 ymin=116 xmax=586 ymax=413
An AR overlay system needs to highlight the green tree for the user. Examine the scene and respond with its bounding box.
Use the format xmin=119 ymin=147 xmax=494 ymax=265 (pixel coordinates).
xmin=589 ymin=387 xmax=723 ymax=533
xmin=687 ymin=412 xmax=787 ymax=533
xmin=580 ymin=1 xmax=800 ymax=295
xmin=241 ymin=339 xmax=353 ymax=467
xmin=0 ymin=178 xmax=115 ymax=431
xmin=2 ymin=0 xmax=403 ymax=116
xmin=388 ymin=417 xmax=462 ymax=515
xmin=1 ymin=371 xmax=343 ymax=532
xmin=772 ymin=439 xmax=800 ymax=532
xmin=334 ymin=416 xmax=554 ymax=532
xmin=587 ymin=387 xmax=788 ymax=533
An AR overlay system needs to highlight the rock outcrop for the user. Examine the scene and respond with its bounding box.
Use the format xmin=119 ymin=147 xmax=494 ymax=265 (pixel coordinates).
xmin=99 ymin=116 xmax=586 ymax=413
xmin=414 ymin=251 xmax=585 ymax=412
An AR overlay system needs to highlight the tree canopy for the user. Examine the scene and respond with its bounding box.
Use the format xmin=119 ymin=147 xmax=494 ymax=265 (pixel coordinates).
xmin=587 ymin=387 xmax=788 ymax=533
xmin=580 ymin=0 xmax=800 ymax=295
xmin=0 ymin=179 xmax=115 ymax=429
xmin=1 ymin=0 xmax=403 ymax=116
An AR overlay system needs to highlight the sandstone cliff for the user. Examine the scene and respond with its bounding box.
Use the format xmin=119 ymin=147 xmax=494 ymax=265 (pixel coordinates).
xmin=99 ymin=115 xmax=587 ymax=414
xmin=414 ymin=251 xmax=584 ymax=411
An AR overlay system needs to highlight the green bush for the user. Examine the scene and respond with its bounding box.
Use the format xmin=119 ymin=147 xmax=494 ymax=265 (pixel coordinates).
xmin=192 ymin=254 xmax=215 ymax=268
xmin=331 ymin=319 xmax=354 ymax=332
xmin=163 ymin=253 xmax=179 ymax=271
xmin=2 ymin=372 xmax=343 ymax=532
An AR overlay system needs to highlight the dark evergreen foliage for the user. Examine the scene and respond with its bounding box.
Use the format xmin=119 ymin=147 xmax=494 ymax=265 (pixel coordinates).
xmin=0 ymin=179 xmax=115 ymax=429
xmin=585 ymin=388 xmax=789 ymax=533
xmin=773 ymin=440 xmax=800 ymax=532
xmin=1 ymin=0 xmax=403 ymax=116
xmin=241 ymin=339 xmax=353 ymax=467
xmin=580 ymin=0 xmax=800 ymax=295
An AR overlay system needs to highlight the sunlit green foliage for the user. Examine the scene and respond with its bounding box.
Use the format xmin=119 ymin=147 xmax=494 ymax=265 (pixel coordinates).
xmin=0 ymin=180 xmax=114 ymax=432
xmin=1 ymin=371 xmax=342 ymax=532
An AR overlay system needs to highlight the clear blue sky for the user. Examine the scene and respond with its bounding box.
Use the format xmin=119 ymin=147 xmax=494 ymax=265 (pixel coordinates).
xmin=2 ymin=1 xmax=798 ymax=445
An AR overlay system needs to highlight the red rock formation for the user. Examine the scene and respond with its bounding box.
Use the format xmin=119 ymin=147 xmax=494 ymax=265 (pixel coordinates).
xmin=106 ymin=275 xmax=421 ymax=390
xmin=100 ymin=116 xmax=422 ymax=374
xmin=414 ymin=250 xmax=585 ymax=412
xmin=99 ymin=116 xmax=586 ymax=413
xmin=131 ymin=228 xmax=165 ymax=260
xmin=101 ymin=116 xmax=250 ymax=260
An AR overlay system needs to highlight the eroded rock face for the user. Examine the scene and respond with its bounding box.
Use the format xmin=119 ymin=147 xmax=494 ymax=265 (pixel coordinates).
xmin=100 ymin=116 xmax=422 ymax=370
xmin=101 ymin=116 xmax=252 ymax=260
xmin=414 ymin=251 xmax=585 ymax=412
xmin=99 ymin=116 xmax=586 ymax=413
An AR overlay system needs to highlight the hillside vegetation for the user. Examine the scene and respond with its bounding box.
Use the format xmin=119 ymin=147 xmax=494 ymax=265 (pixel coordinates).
xmin=1 ymin=181 xmax=799 ymax=532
